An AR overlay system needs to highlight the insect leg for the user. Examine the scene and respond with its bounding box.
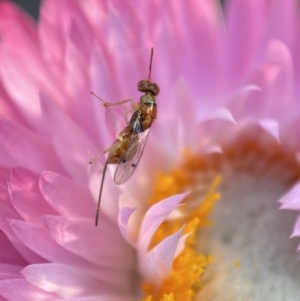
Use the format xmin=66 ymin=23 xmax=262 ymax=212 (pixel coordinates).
xmin=89 ymin=142 xmax=118 ymax=164
xmin=95 ymin=161 xmax=108 ymax=226
xmin=91 ymin=92 xmax=134 ymax=108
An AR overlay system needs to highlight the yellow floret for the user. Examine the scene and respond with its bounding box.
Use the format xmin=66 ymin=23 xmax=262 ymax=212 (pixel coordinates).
xmin=142 ymin=152 xmax=221 ymax=301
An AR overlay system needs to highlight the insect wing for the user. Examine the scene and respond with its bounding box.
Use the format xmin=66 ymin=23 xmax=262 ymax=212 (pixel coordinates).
xmin=104 ymin=105 xmax=129 ymax=139
xmin=114 ymin=130 xmax=150 ymax=185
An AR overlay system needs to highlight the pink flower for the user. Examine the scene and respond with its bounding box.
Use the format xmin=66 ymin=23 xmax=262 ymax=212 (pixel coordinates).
xmin=0 ymin=0 xmax=300 ymax=300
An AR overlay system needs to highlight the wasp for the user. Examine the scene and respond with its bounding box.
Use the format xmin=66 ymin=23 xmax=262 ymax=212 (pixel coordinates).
xmin=91 ymin=48 xmax=160 ymax=226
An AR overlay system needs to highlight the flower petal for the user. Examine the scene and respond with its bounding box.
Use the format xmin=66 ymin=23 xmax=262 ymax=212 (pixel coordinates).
xmin=0 ymin=278 xmax=57 ymax=301
xmin=8 ymin=219 xmax=85 ymax=266
xmin=225 ymin=0 xmax=266 ymax=86
xmin=22 ymin=263 xmax=135 ymax=299
xmin=0 ymin=204 xmax=44 ymax=264
xmin=118 ymin=207 xmax=136 ymax=244
xmin=40 ymin=94 xmax=97 ymax=180
xmin=22 ymin=263 xmax=103 ymax=299
xmin=140 ymin=227 xmax=185 ymax=285
xmin=257 ymin=119 xmax=280 ymax=143
xmin=42 ymin=215 xmax=135 ymax=270
xmin=290 ymin=215 xmax=300 ymax=238
xmin=279 ymin=181 xmax=300 ymax=210
xmin=0 ymin=119 xmax=63 ymax=173
xmin=39 ymin=171 xmax=94 ymax=219
xmin=139 ymin=192 xmax=189 ymax=251
xmin=9 ymin=167 xmax=57 ymax=224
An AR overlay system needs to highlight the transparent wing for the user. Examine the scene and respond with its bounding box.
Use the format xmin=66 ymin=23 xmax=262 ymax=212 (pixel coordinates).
xmin=114 ymin=129 xmax=150 ymax=185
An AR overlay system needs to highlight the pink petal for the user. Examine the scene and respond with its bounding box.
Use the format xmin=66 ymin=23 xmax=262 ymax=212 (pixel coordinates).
xmin=235 ymin=39 xmax=293 ymax=121
xmin=0 ymin=273 xmax=22 ymax=281
xmin=0 ymin=204 xmax=44 ymax=264
xmin=225 ymin=0 xmax=266 ymax=87
xmin=9 ymin=167 xmax=57 ymax=224
xmin=118 ymin=207 xmax=136 ymax=244
xmin=0 ymin=263 xmax=22 ymax=275
xmin=0 ymin=119 xmax=63 ymax=173
xmin=0 ymin=278 xmax=57 ymax=301
xmin=159 ymin=0 xmax=224 ymax=103
xmin=0 ymin=2 xmax=65 ymax=121
xmin=39 ymin=171 xmax=94 ymax=219
xmin=87 ymin=161 xmax=120 ymax=220
xmin=200 ymin=107 xmax=237 ymax=124
xmin=140 ymin=227 xmax=184 ymax=285
xmin=0 ymin=166 xmax=13 ymax=210
xmin=43 ymin=215 xmax=135 ymax=269
xmin=8 ymin=219 xmax=84 ymax=266
xmin=265 ymin=0 xmax=298 ymax=50
xmin=0 ymin=82 xmax=28 ymax=126
xmin=257 ymin=119 xmax=280 ymax=143
xmin=290 ymin=215 xmax=300 ymax=238
xmin=22 ymin=264 xmax=101 ymax=299
xmin=64 ymin=25 xmax=96 ymax=137
xmin=40 ymin=94 xmax=97 ymax=180
xmin=139 ymin=192 xmax=189 ymax=251
xmin=264 ymin=40 xmax=293 ymax=114
xmin=22 ymin=263 xmax=133 ymax=299
xmin=279 ymin=181 xmax=300 ymax=210
xmin=0 ymin=231 xmax=26 ymax=267
xmin=172 ymin=78 xmax=197 ymax=149
xmin=68 ymin=7 xmax=94 ymax=62
xmin=174 ymin=233 xmax=191 ymax=257
xmin=38 ymin=0 xmax=65 ymax=82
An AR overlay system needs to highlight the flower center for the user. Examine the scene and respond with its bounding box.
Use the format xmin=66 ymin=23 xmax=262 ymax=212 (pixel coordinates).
xmin=142 ymin=151 xmax=221 ymax=301
xmin=141 ymin=134 xmax=300 ymax=300
xmin=196 ymin=137 xmax=300 ymax=300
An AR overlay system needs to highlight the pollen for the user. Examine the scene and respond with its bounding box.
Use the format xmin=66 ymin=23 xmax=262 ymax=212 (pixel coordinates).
xmin=142 ymin=152 xmax=221 ymax=301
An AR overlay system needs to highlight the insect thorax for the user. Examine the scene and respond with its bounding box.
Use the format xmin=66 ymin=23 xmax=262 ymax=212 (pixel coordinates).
xmin=140 ymin=93 xmax=156 ymax=105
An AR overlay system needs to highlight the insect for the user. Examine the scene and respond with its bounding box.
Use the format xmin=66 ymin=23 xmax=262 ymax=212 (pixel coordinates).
xmin=91 ymin=48 xmax=160 ymax=226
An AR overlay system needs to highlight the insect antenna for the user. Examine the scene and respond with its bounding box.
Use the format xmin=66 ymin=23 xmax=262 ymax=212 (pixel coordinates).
xmin=148 ymin=47 xmax=154 ymax=79
xmin=91 ymin=91 xmax=107 ymax=104
xmin=95 ymin=161 xmax=108 ymax=226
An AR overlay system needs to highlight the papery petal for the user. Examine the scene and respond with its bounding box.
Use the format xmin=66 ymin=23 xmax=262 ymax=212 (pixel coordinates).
xmin=279 ymin=181 xmax=300 ymax=210
xmin=0 ymin=278 xmax=57 ymax=301
xmin=22 ymin=264 xmax=104 ymax=299
xmin=0 ymin=119 xmax=63 ymax=172
xmin=257 ymin=119 xmax=280 ymax=143
xmin=0 ymin=231 xmax=26 ymax=267
xmin=43 ymin=215 xmax=134 ymax=269
xmin=138 ymin=192 xmax=188 ymax=251
xmin=39 ymin=171 xmax=94 ymax=219
xmin=40 ymin=94 xmax=97 ymax=180
xmin=38 ymin=0 xmax=65 ymax=81
xmin=0 ymin=204 xmax=44 ymax=264
xmin=266 ymin=0 xmax=298 ymax=49
xmin=22 ymin=262 xmax=134 ymax=299
xmin=87 ymin=161 xmax=120 ymax=220
xmin=9 ymin=167 xmax=57 ymax=224
xmin=200 ymin=107 xmax=237 ymax=124
xmin=0 ymin=2 xmax=65 ymax=119
xmin=139 ymin=227 xmax=185 ymax=284
xmin=225 ymin=0 xmax=266 ymax=86
xmin=118 ymin=207 xmax=135 ymax=244
xmin=9 ymin=219 xmax=86 ymax=265
xmin=291 ymin=216 xmax=300 ymax=238
xmin=172 ymin=78 xmax=197 ymax=150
